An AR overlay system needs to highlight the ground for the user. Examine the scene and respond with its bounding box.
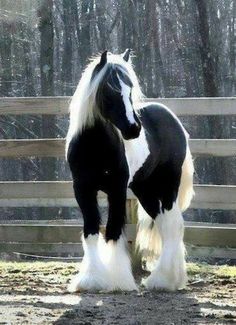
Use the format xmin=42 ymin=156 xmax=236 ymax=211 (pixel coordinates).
xmin=0 ymin=261 xmax=235 ymax=325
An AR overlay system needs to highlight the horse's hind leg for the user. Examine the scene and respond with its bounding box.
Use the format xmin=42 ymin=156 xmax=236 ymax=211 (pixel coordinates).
xmin=142 ymin=202 xmax=187 ymax=291
xmin=135 ymin=164 xmax=187 ymax=291
xmin=68 ymin=181 xmax=110 ymax=292
xmin=101 ymin=182 xmax=137 ymax=291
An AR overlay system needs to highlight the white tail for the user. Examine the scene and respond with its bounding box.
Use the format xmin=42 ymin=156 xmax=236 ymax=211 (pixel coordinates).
xmin=136 ymin=144 xmax=194 ymax=269
xmin=136 ymin=203 xmax=162 ymax=271
xmin=178 ymin=144 xmax=194 ymax=212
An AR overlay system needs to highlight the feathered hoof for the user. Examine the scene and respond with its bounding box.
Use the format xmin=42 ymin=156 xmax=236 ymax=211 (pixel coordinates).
xmin=142 ymin=273 xmax=175 ymax=291
xmin=67 ymin=272 xmax=138 ymax=293
xmin=67 ymin=272 xmax=112 ymax=293
xmin=108 ymin=275 xmax=138 ymax=292
xmin=101 ymin=237 xmax=138 ymax=292
xmin=142 ymin=269 xmax=187 ymax=292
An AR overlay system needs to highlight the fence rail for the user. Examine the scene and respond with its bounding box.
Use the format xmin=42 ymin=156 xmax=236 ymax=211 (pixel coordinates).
xmin=0 ymin=223 xmax=235 ymax=259
xmin=0 ymin=182 xmax=235 ymax=210
xmin=0 ymin=97 xmax=235 ymax=260
xmin=1 ymin=222 xmax=236 ymax=246
xmin=0 ymin=96 xmax=236 ymax=115
xmin=0 ymin=138 xmax=236 ymax=157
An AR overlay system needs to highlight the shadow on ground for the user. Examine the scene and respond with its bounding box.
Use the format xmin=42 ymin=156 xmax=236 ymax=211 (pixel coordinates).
xmin=0 ymin=261 xmax=235 ymax=324
xmin=53 ymin=290 xmax=202 ymax=325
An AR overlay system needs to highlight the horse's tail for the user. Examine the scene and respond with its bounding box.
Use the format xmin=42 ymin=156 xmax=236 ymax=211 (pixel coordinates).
xmin=135 ymin=143 xmax=194 ymax=270
xmin=136 ymin=203 xmax=162 ymax=271
xmin=178 ymin=143 xmax=194 ymax=212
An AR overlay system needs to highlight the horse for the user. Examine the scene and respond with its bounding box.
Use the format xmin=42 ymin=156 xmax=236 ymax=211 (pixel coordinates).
xmin=66 ymin=49 xmax=194 ymax=292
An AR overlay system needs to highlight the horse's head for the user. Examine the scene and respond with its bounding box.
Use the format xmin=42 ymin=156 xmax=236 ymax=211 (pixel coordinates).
xmin=93 ymin=50 xmax=141 ymax=140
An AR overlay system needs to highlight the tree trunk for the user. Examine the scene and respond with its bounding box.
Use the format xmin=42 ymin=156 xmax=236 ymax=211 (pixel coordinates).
xmin=21 ymin=24 xmax=36 ymax=97
xmin=0 ymin=22 xmax=12 ymax=96
xmin=61 ymin=0 xmax=73 ymax=95
xmin=194 ymin=0 xmax=218 ymax=97
xmin=38 ymin=0 xmax=57 ymax=220
xmin=38 ymin=0 xmax=56 ymax=180
xmin=229 ymin=0 xmax=236 ymax=95
xmin=79 ymin=0 xmax=93 ymax=67
xmin=150 ymin=2 xmax=167 ymax=97
xmin=39 ymin=0 xmax=54 ymax=96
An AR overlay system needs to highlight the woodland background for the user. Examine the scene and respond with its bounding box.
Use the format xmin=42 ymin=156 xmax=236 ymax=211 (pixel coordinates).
xmin=0 ymin=0 xmax=235 ymax=223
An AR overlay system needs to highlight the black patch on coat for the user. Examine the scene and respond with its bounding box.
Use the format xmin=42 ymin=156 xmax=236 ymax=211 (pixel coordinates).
xmin=67 ymin=120 xmax=129 ymax=240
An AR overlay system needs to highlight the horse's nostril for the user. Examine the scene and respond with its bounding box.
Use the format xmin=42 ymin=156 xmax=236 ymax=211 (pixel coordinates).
xmin=130 ymin=124 xmax=138 ymax=132
xmin=130 ymin=123 xmax=141 ymax=137
xmin=121 ymin=122 xmax=141 ymax=140
xmin=131 ymin=122 xmax=140 ymax=130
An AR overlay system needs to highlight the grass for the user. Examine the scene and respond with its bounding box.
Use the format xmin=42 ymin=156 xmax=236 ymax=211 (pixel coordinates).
xmin=0 ymin=260 xmax=235 ymax=279
xmin=187 ymin=262 xmax=236 ymax=279
xmin=0 ymin=261 xmax=77 ymax=279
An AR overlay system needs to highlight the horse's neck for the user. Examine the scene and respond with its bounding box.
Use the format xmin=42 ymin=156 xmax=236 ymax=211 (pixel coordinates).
xmin=88 ymin=118 xmax=121 ymax=147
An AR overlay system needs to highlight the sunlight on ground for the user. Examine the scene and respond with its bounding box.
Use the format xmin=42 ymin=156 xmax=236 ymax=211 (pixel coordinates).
xmin=0 ymin=261 xmax=235 ymax=324
xmin=1 ymin=294 xmax=82 ymax=305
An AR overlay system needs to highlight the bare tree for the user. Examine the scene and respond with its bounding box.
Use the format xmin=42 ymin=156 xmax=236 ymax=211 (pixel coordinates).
xmin=194 ymin=0 xmax=218 ymax=97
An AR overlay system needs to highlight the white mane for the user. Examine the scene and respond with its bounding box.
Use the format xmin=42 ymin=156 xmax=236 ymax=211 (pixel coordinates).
xmin=66 ymin=53 xmax=143 ymax=149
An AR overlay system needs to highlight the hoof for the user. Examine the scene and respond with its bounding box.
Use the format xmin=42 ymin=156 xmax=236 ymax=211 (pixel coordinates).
xmin=101 ymin=237 xmax=138 ymax=292
xmin=109 ymin=277 xmax=138 ymax=292
xmin=67 ymin=272 xmax=111 ymax=293
xmin=142 ymin=273 xmax=175 ymax=291
xmin=67 ymin=271 xmax=138 ymax=293
xmin=142 ymin=269 xmax=187 ymax=292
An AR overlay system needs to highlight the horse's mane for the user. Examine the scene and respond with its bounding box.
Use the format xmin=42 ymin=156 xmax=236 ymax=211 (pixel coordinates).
xmin=67 ymin=53 xmax=143 ymax=141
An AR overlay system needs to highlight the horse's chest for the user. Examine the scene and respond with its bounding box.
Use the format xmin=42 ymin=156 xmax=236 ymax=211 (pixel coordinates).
xmin=124 ymin=128 xmax=150 ymax=184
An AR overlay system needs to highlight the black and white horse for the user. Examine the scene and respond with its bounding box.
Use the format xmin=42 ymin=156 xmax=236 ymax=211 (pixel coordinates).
xmin=66 ymin=50 xmax=194 ymax=292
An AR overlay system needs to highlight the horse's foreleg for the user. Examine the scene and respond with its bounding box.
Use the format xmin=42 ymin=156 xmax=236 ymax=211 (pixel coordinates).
xmin=142 ymin=202 xmax=187 ymax=291
xmin=101 ymin=186 xmax=137 ymax=291
xmin=68 ymin=181 xmax=110 ymax=292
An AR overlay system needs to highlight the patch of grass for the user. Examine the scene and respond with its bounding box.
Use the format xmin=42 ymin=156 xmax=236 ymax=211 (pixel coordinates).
xmin=0 ymin=261 xmax=235 ymax=280
xmin=0 ymin=261 xmax=77 ymax=277
xmin=187 ymin=262 xmax=236 ymax=279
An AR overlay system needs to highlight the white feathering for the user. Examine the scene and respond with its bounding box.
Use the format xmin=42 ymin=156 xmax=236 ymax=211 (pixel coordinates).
xmin=102 ymin=235 xmax=138 ymax=291
xmin=67 ymin=234 xmax=111 ymax=292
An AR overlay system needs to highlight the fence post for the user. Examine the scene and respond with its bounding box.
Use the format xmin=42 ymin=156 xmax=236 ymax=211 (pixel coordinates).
xmin=126 ymin=199 xmax=142 ymax=273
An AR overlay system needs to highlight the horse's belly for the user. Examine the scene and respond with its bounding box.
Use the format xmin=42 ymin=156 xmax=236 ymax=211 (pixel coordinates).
xmin=123 ymin=127 xmax=150 ymax=184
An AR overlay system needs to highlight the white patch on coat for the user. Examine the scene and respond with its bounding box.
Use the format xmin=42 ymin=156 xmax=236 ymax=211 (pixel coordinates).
xmin=118 ymin=76 xmax=137 ymax=125
xmin=124 ymin=127 xmax=150 ymax=184
xmin=101 ymin=235 xmax=138 ymax=291
xmin=142 ymin=202 xmax=187 ymax=291
xmin=67 ymin=234 xmax=111 ymax=292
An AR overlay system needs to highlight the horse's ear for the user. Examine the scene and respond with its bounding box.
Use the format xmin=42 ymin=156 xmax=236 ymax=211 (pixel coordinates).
xmin=99 ymin=50 xmax=108 ymax=67
xmin=91 ymin=51 xmax=108 ymax=80
xmin=122 ymin=49 xmax=131 ymax=62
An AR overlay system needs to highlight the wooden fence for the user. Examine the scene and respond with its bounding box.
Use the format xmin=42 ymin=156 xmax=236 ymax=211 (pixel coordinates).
xmin=0 ymin=97 xmax=235 ymax=259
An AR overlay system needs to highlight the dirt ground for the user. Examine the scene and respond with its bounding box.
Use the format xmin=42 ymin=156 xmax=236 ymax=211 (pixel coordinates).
xmin=0 ymin=261 xmax=235 ymax=325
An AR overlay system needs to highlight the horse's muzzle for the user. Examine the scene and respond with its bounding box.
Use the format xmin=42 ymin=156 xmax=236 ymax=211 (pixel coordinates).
xmin=122 ymin=122 xmax=141 ymax=140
